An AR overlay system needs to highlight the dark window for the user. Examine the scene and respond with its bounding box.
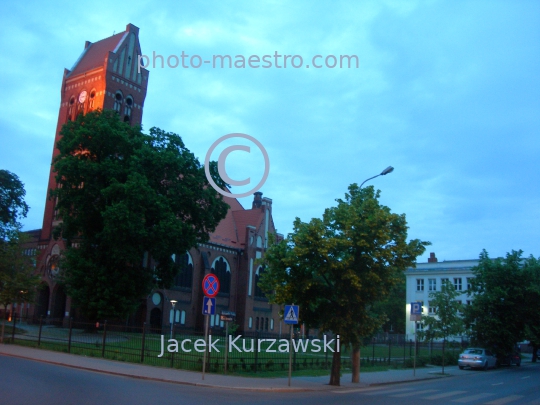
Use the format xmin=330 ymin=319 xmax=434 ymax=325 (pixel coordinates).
xmin=254 ymin=266 xmax=266 ymax=298
xmin=211 ymin=257 xmax=230 ymax=294
xmin=256 ymin=317 xmax=259 ymax=330
xmin=173 ymin=253 xmax=193 ymax=290
xmin=114 ymin=91 xmax=123 ymax=112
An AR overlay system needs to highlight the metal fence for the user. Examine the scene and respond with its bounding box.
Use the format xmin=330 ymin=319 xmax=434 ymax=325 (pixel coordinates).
xmin=2 ymin=315 xmax=464 ymax=374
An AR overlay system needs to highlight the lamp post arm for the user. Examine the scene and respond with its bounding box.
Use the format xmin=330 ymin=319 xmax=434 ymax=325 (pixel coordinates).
xmin=360 ymin=174 xmax=380 ymax=188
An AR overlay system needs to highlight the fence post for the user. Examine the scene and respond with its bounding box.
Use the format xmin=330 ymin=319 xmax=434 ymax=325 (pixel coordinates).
xmin=38 ymin=315 xmax=43 ymax=346
xmin=388 ymin=335 xmax=391 ymax=365
xmin=292 ymin=332 xmax=297 ymax=371
xmin=141 ymin=322 xmax=146 ymax=363
xmin=254 ymin=334 xmax=259 ymax=373
xmin=170 ymin=326 xmax=175 ymax=368
xmin=68 ymin=317 xmax=73 ymax=353
xmin=325 ymin=347 xmax=328 ymax=369
xmin=101 ymin=321 xmax=107 ymax=358
xmin=372 ymin=338 xmax=375 ymax=364
xmin=11 ymin=312 xmax=16 ymax=343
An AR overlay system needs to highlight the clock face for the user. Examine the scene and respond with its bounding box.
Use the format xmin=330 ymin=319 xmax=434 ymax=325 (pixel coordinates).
xmin=79 ymin=91 xmax=87 ymax=104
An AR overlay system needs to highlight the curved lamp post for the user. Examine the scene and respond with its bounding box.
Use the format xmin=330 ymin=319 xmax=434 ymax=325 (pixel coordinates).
xmin=170 ymin=299 xmax=177 ymax=339
xmin=360 ymin=166 xmax=394 ymax=188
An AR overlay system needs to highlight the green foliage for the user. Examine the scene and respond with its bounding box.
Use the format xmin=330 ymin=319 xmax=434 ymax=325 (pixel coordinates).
xmin=0 ymin=232 xmax=41 ymax=343
xmin=372 ymin=273 xmax=406 ymax=334
xmin=0 ymin=170 xmax=29 ymax=241
xmin=0 ymin=232 xmax=41 ymax=309
xmin=51 ymin=110 xmax=229 ymax=320
xmin=418 ymin=280 xmax=464 ymax=342
xmin=464 ymin=250 xmax=538 ymax=358
xmin=429 ymin=351 xmax=459 ymax=366
xmin=260 ymin=184 xmax=429 ymax=381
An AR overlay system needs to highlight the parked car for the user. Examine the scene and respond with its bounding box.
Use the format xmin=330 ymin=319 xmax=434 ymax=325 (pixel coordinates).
xmin=498 ymin=352 xmax=521 ymax=367
xmin=458 ymin=348 xmax=498 ymax=370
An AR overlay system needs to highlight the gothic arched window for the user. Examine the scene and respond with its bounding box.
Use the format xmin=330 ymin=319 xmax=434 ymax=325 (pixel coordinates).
xmin=173 ymin=252 xmax=193 ymax=290
xmin=67 ymin=97 xmax=75 ymax=121
xmin=113 ymin=91 xmax=123 ymax=112
xmin=124 ymin=96 xmax=133 ymax=123
xmin=89 ymin=90 xmax=96 ymax=110
xmin=254 ymin=266 xmax=266 ymax=298
xmin=211 ymin=256 xmax=231 ymax=294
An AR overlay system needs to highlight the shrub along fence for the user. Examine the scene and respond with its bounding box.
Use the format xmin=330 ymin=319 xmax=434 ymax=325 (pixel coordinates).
xmin=4 ymin=315 xmax=465 ymax=374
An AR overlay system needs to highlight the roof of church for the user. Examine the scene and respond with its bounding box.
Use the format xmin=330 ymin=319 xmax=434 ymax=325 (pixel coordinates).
xmin=68 ymin=31 xmax=127 ymax=77
xmin=207 ymin=195 xmax=274 ymax=249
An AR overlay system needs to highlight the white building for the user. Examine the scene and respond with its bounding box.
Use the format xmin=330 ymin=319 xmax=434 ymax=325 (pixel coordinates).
xmin=405 ymin=252 xmax=477 ymax=339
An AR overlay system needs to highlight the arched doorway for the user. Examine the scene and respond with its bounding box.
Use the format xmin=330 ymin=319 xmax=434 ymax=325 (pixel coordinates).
xmin=35 ymin=284 xmax=50 ymax=320
xmin=150 ymin=308 xmax=162 ymax=333
xmin=51 ymin=285 xmax=67 ymax=326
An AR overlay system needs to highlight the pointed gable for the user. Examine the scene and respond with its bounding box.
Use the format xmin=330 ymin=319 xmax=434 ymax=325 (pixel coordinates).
xmin=69 ymin=32 xmax=126 ymax=77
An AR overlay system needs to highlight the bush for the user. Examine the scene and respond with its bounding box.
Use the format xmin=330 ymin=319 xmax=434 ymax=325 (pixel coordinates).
xmin=430 ymin=351 xmax=459 ymax=366
xmin=403 ymin=356 xmax=428 ymax=368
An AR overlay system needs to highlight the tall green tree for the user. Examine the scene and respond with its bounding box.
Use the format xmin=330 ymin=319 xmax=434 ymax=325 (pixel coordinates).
xmin=52 ymin=110 xmax=229 ymax=320
xmin=418 ymin=280 xmax=464 ymax=374
xmin=0 ymin=170 xmax=29 ymax=241
xmin=521 ymin=256 xmax=540 ymax=362
xmin=260 ymin=184 xmax=429 ymax=385
xmin=0 ymin=232 xmax=41 ymax=343
xmin=464 ymin=250 xmax=530 ymax=358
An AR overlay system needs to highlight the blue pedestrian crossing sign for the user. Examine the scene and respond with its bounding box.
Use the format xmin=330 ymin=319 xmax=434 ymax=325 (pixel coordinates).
xmin=203 ymin=297 xmax=216 ymax=315
xmin=283 ymin=305 xmax=299 ymax=324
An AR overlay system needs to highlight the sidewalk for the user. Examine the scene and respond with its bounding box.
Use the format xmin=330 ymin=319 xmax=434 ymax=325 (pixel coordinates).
xmin=0 ymin=343 xmax=465 ymax=392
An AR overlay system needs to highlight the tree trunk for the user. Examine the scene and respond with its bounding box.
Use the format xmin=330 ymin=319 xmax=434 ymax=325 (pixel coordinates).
xmin=329 ymin=341 xmax=341 ymax=386
xmin=351 ymin=344 xmax=360 ymax=383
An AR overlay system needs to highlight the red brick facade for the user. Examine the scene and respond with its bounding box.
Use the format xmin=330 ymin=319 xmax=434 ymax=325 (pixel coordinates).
xmin=22 ymin=24 xmax=283 ymax=335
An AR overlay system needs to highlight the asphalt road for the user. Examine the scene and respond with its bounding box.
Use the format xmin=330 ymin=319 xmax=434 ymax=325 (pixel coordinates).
xmin=1 ymin=355 xmax=538 ymax=405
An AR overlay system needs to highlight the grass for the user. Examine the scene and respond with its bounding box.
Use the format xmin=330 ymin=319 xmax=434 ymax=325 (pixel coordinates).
xmin=8 ymin=324 xmax=455 ymax=376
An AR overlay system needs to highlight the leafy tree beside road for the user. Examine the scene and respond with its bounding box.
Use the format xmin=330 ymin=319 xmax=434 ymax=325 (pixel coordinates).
xmin=464 ymin=250 xmax=540 ymax=360
xmin=52 ymin=110 xmax=229 ymax=320
xmin=0 ymin=232 xmax=40 ymax=343
xmin=0 ymin=171 xmax=39 ymax=343
xmin=418 ymin=279 xmax=464 ymax=374
xmin=260 ymin=184 xmax=429 ymax=386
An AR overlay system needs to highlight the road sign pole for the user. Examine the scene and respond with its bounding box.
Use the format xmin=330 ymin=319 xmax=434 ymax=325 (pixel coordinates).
xmin=224 ymin=321 xmax=229 ymax=375
xmin=413 ymin=321 xmax=417 ymax=377
xmin=288 ymin=324 xmax=293 ymax=387
xmin=202 ymin=314 xmax=209 ymax=380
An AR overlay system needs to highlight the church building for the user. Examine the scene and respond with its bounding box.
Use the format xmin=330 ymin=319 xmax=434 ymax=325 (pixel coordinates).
xmin=21 ymin=23 xmax=283 ymax=336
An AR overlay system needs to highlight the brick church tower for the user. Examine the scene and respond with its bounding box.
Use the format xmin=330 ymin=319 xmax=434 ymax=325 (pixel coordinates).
xmin=35 ymin=24 xmax=149 ymax=321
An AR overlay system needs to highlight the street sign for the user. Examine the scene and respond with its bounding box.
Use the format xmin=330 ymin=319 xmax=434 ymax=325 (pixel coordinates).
xmin=410 ymin=302 xmax=422 ymax=315
xmin=410 ymin=301 xmax=422 ymax=321
xmin=202 ymin=297 xmax=216 ymax=315
xmin=283 ymin=305 xmax=299 ymax=324
xmin=220 ymin=310 xmax=236 ymax=322
xmin=202 ymin=274 xmax=220 ymax=298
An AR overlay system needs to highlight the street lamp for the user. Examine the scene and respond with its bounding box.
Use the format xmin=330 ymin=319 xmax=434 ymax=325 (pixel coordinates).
xmin=360 ymin=166 xmax=394 ymax=188
xmin=170 ymin=300 xmax=177 ymax=339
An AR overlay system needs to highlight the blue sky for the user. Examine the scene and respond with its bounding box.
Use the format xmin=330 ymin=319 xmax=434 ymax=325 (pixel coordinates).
xmin=1 ymin=0 xmax=538 ymax=262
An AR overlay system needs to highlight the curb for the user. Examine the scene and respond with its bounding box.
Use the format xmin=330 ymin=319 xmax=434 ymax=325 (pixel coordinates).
xmin=0 ymin=350 xmax=323 ymax=392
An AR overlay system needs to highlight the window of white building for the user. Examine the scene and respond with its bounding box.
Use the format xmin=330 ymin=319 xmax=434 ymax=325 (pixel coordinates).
xmin=416 ymin=279 xmax=424 ymax=291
